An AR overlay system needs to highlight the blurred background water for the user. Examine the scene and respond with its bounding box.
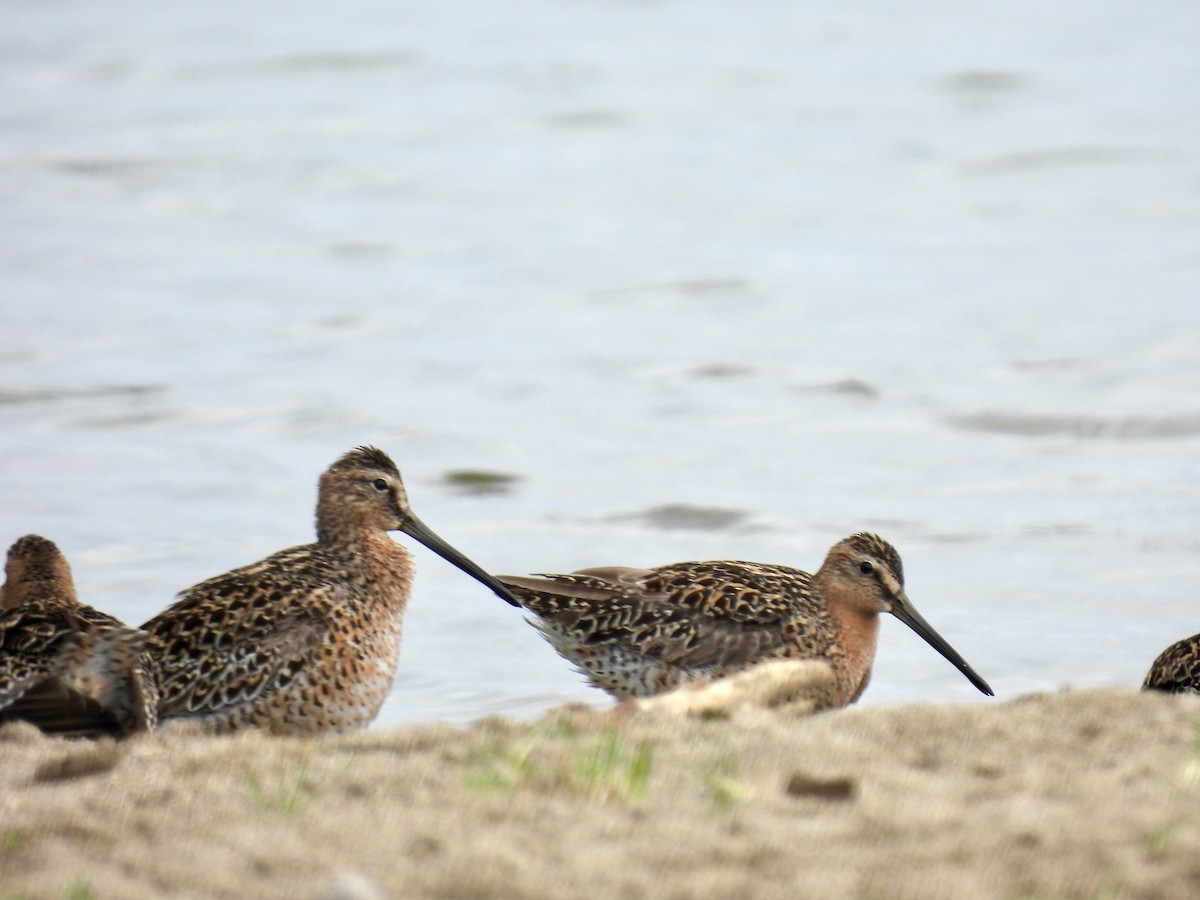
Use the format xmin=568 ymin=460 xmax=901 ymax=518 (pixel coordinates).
xmin=2 ymin=0 xmax=1199 ymax=726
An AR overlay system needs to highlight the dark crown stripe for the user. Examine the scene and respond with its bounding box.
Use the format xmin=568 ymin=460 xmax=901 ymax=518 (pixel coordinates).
xmin=330 ymin=445 xmax=399 ymax=476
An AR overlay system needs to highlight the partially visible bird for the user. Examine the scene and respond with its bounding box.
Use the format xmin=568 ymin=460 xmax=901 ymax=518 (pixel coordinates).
xmin=0 ymin=534 xmax=153 ymax=737
xmin=1142 ymin=633 xmax=1200 ymax=694
xmin=499 ymin=532 xmax=993 ymax=709
xmin=139 ymin=445 xmax=519 ymax=735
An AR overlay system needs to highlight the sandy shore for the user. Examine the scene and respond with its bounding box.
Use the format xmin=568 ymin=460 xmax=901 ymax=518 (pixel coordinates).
xmin=3 ymin=681 xmax=1200 ymax=899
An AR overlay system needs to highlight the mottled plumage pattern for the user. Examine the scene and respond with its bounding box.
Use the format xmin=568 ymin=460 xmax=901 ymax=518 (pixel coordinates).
xmin=1143 ymin=633 xmax=1200 ymax=694
xmin=143 ymin=543 xmax=404 ymax=734
xmin=501 ymin=532 xmax=992 ymax=708
xmin=140 ymin=445 xmax=517 ymax=735
xmin=0 ymin=535 xmax=152 ymax=737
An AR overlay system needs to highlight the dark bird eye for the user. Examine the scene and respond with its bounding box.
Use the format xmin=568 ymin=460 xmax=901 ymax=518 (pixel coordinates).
xmin=859 ymin=561 xmax=874 ymax=575
xmin=372 ymin=478 xmax=388 ymax=492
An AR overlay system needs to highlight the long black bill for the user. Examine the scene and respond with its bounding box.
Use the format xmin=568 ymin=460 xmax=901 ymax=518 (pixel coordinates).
xmin=890 ymin=591 xmax=994 ymax=696
xmin=399 ymin=512 xmax=521 ymax=607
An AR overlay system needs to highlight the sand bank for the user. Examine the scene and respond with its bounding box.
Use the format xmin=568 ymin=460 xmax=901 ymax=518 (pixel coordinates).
xmin=3 ymin=683 xmax=1199 ymax=899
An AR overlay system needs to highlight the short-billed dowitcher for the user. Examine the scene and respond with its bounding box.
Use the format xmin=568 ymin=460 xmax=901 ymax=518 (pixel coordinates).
xmin=499 ymin=532 xmax=993 ymax=709
xmin=1142 ymin=633 xmax=1200 ymax=693
xmin=0 ymin=534 xmax=153 ymax=737
xmin=141 ymin=446 xmax=519 ymax=735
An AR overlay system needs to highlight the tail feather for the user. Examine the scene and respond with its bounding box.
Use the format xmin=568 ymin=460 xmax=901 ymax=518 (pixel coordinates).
xmin=0 ymin=614 xmax=153 ymax=738
xmin=0 ymin=679 xmax=124 ymax=738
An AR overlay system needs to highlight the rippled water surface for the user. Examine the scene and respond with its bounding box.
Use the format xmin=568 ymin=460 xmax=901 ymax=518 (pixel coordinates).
xmin=3 ymin=0 xmax=1199 ymax=726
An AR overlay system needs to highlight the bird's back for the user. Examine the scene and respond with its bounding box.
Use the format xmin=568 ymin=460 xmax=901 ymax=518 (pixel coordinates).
xmin=1144 ymin=633 xmax=1200 ymax=693
xmin=500 ymin=560 xmax=835 ymax=699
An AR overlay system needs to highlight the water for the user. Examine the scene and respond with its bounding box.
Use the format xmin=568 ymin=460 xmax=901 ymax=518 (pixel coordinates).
xmin=2 ymin=0 xmax=1199 ymax=727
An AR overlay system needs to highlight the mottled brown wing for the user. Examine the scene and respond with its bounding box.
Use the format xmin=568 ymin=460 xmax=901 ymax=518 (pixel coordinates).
xmin=144 ymin=566 xmax=333 ymax=720
xmin=501 ymin=560 xmax=822 ymax=670
xmin=0 ymin=602 xmax=145 ymax=736
xmin=1144 ymin=633 xmax=1200 ymax=692
xmin=0 ymin=603 xmax=83 ymax=709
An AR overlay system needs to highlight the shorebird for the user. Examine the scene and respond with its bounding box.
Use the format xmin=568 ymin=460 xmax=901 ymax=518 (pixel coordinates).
xmin=1142 ymin=633 xmax=1200 ymax=694
xmin=0 ymin=534 xmax=153 ymax=737
xmin=499 ymin=532 xmax=993 ymax=709
xmin=140 ymin=446 xmax=519 ymax=735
